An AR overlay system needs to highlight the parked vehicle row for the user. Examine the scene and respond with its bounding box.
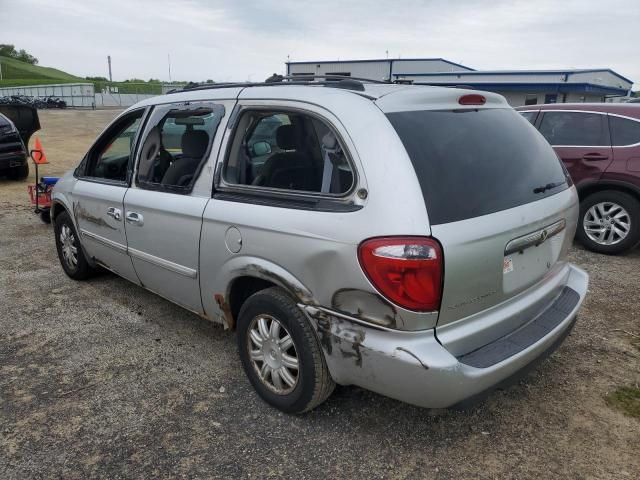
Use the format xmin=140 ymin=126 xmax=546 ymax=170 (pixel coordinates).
xmin=51 ymin=79 xmax=588 ymax=413
xmin=517 ymin=103 xmax=640 ymax=254
xmin=0 ymin=94 xmax=67 ymax=109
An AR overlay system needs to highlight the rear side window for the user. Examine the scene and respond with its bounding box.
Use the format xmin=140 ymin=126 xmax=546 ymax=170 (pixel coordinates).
xmin=386 ymin=108 xmax=568 ymax=225
xmin=609 ymin=116 xmax=640 ymax=146
xmin=223 ymin=110 xmax=354 ymax=195
xmin=538 ymin=111 xmax=609 ymax=146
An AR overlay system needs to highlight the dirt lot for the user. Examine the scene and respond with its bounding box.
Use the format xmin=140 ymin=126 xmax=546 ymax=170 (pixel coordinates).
xmin=1 ymin=109 xmax=639 ymax=479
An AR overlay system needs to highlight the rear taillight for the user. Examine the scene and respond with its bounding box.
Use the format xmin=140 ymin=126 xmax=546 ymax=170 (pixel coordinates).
xmin=358 ymin=237 xmax=443 ymax=312
xmin=458 ymin=94 xmax=486 ymax=105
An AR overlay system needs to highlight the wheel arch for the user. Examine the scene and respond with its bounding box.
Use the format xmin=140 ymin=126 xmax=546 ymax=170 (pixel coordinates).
xmin=214 ymin=256 xmax=317 ymax=330
xmin=576 ymin=180 xmax=640 ymax=204
xmin=51 ymin=200 xmax=70 ymax=222
xmin=51 ymin=196 xmax=96 ymax=267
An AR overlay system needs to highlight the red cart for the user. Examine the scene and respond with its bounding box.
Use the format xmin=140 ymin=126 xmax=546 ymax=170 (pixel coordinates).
xmin=27 ymin=139 xmax=58 ymax=223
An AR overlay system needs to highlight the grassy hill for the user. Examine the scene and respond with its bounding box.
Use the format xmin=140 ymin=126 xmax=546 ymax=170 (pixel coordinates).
xmin=0 ymin=56 xmax=82 ymax=87
xmin=0 ymin=56 xmax=167 ymax=94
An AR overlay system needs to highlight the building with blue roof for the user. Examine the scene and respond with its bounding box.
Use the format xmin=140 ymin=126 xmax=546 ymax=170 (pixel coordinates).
xmin=286 ymin=58 xmax=633 ymax=106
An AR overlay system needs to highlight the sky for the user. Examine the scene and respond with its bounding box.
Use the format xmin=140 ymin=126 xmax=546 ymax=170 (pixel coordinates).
xmin=1 ymin=0 xmax=638 ymax=86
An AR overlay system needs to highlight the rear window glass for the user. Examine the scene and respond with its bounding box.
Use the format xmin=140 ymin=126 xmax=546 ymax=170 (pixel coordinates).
xmin=386 ymin=108 xmax=568 ymax=225
xmin=609 ymin=115 xmax=640 ymax=146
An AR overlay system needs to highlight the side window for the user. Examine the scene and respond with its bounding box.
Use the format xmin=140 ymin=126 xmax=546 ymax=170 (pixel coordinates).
xmin=519 ymin=111 xmax=538 ymax=124
xmin=539 ymin=112 xmax=609 ymax=146
xmin=609 ymin=116 xmax=640 ymax=146
xmin=223 ymin=110 xmax=354 ymax=195
xmin=84 ymin=110 xmax=144 ymax=182
xmin=136 ymin=103 xmax=224 ymax=191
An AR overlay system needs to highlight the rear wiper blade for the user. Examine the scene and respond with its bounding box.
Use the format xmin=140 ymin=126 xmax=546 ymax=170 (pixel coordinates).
xmin=533 ymin=181 xmax=565 ymax=194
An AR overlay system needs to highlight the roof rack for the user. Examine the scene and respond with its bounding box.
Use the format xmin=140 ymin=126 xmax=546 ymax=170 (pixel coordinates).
xmin=166 ymin=74 xmax=393 ymax=95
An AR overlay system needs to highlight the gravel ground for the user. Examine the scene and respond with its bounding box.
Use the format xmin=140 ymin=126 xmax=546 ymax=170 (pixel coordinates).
xmin=1 ymin=109 xmax=639 ymax=479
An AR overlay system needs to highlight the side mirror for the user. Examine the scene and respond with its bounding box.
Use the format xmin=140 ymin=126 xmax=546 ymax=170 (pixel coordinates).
xmin=250 ymin=141 xmax=271 ymax=157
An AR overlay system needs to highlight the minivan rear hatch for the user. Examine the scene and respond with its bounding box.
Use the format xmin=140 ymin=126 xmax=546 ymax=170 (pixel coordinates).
xmin=384 ymin=102 xmax=574 ymax=332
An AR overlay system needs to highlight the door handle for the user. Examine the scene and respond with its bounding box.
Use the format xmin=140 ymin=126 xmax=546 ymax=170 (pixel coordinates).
xmin=125 ymin=211 xmax=144 ymax=226
xmin=582 ymin=153 xmax=609 ymax=161
xmin=106 ymin=207 xmax=122 ymax=221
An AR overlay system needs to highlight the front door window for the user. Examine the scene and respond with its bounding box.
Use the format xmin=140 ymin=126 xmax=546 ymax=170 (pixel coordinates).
xmin=83 ymin=110 xmax=144 ymax=182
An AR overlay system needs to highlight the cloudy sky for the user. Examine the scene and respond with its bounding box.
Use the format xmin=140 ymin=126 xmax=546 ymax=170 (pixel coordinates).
xmin=1 ymin=0 xmax=638 ymax=85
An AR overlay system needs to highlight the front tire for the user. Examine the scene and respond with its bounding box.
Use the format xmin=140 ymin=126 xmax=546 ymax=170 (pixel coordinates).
xmin=54 ymin=211 xmax=94 ymax=280
xmin=237 ymin=287 xmax=335 ymax=413
xmin=576 ymin=190 xmax=640 ymax=255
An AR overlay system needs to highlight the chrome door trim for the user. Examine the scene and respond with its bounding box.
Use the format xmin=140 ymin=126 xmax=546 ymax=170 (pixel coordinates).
xmin=80 ymin=229 xmax=127 ymax=253
xmin=504 ymin=219 xmax=566 ymax=256
xmin=127 ymin=246 xmax=198 ymax=278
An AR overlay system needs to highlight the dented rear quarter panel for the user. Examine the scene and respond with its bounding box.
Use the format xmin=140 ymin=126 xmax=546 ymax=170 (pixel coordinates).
xmin=199 ymin=87 xmax=438 ymax=330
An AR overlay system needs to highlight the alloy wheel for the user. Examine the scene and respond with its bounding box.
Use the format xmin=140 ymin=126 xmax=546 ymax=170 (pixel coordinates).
xmin=583 ymin=201 xmax=631 ymax=246
xmin=247 ymin=314 xmax=299 ymax=395
xmin=59 ymin=224 xmax=79 ymax=269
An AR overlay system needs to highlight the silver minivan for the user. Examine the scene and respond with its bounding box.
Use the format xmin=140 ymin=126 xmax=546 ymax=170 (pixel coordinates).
xmin=52 ymin=79 xmax=588 ymax=413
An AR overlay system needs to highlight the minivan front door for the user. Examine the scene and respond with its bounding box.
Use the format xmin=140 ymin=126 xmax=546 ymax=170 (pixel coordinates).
xmin=73 ymin=109 xmax=146 ymax=283
xmin=537 ymin=111 xmax=613 ymax=186
xmin=123 ymin=101 xmax=227 ymax=314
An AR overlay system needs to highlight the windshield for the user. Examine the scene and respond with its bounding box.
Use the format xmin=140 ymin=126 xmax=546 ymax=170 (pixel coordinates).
xmin=386 ymin=108 xmax=569 ymax=225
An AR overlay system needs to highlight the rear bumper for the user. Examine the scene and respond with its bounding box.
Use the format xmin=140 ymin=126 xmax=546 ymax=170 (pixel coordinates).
xmin=0 ymin=150 xmax=27 ymax=169
xmin=304 ymin=263 xmax=588 ymax=408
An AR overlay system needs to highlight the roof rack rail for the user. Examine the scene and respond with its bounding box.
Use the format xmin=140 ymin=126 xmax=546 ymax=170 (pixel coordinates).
xmin=279 ymin=74 xmax=391 ymax=84
xmin=165 ymin=74 xmax=393 ymax=95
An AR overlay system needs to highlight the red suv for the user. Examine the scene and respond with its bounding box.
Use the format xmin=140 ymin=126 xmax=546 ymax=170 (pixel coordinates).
xmin=516 ymin=103 xmax=640 ymax=254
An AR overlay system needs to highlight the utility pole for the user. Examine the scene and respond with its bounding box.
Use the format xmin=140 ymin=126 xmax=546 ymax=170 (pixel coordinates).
xmin=107 ymin=55 xmax=112 ymax=82
xmin=168 ymin=54 xmax=172 ymax=83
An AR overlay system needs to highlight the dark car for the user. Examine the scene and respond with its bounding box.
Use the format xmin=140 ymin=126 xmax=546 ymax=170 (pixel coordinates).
xmin=0 ymin=104 xmax=40 ymax=180
xmin=516 ymin=103 xmax=640 ymax=254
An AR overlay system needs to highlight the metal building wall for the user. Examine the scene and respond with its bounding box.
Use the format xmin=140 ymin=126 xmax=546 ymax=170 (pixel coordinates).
xmin=396 ymin=72 xmax=571 ymax=83
xmin=288 ymin=59 xmax=473 ymax=81
xmin=391 ymin=59 xmax=472 ymax=74
xmin=288 ymin=61 xmax=391 ymax=80
xmin=567 ymin=71 xmax=632 ymax=90
xmin=0 ymin=83 xmax=95 ymax=108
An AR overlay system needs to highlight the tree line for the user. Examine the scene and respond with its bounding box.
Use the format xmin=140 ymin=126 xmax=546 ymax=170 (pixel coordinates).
xmin=0 ymin=44 xmax=38 ymax=64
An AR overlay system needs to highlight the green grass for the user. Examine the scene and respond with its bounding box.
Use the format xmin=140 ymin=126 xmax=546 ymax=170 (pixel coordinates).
xmin=0 ymin=78 xmax=83 ymax=87
xmin=0 ymin=56 xmax=178 ymax=94
xmin=605 ymin=386 xmax=640 ymax=419
xmin=0 ymin=56 xmax=81 ymax=83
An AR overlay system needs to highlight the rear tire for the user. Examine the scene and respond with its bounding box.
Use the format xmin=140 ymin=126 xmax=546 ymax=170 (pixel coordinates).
xmin=54 ymin=211 xmax=95 ymax=280
xmin=8 ymin=163 xmax=29 ymax=180
xmin=236 ymin=287 xmax=335 ymax=413
xmin=576 ymin=190 xmax=640 ymax=255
